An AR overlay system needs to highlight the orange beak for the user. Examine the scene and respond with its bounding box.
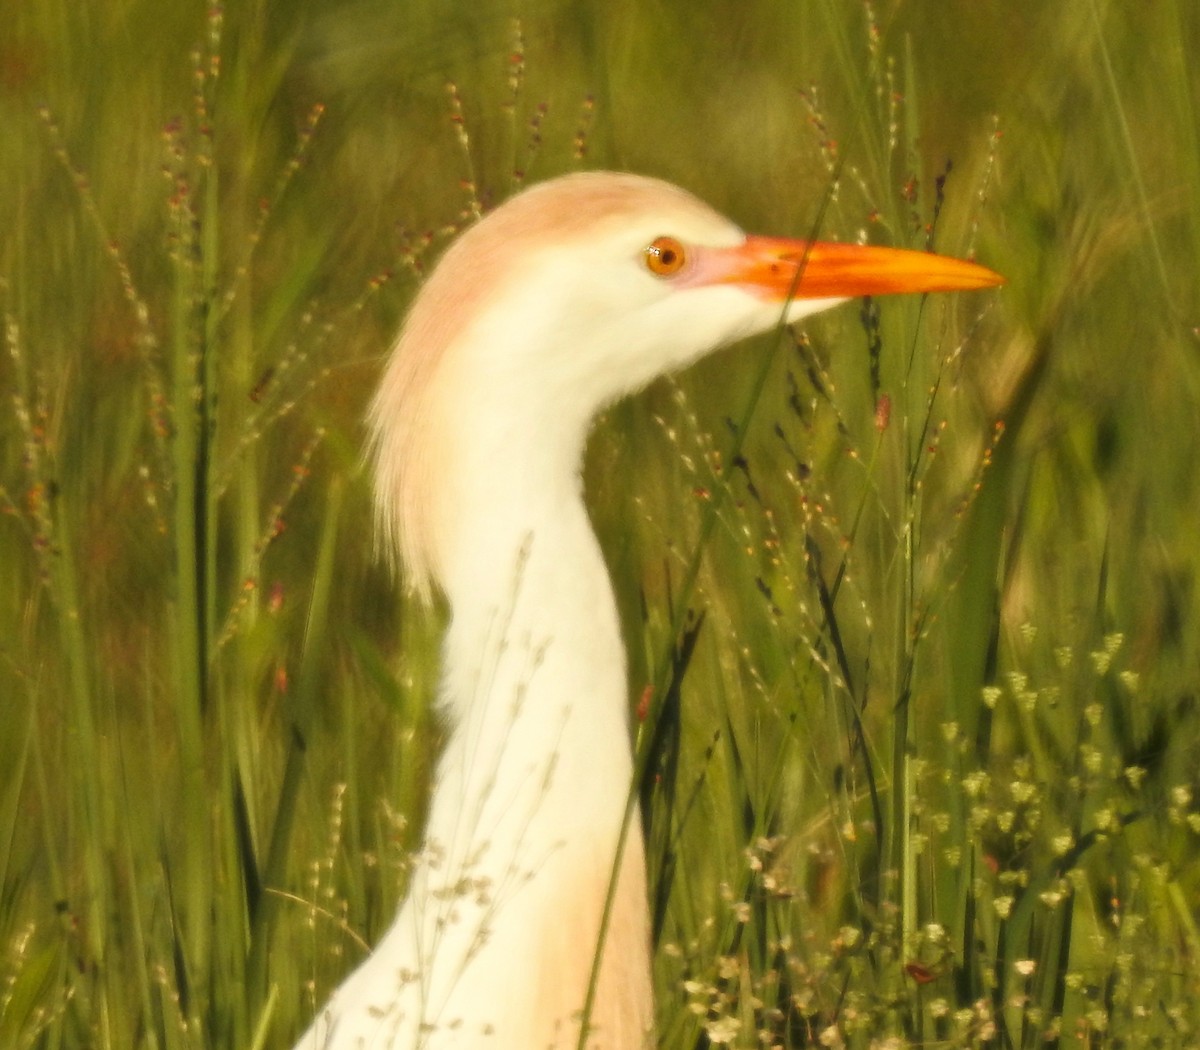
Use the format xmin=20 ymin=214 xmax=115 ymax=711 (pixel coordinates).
xmin=704 ymin=234 xmax=1004 ymax=300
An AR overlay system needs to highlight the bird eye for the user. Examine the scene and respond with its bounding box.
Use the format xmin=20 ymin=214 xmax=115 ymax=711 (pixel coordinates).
xmin=644 ymin=236 xmax=687 ymax=277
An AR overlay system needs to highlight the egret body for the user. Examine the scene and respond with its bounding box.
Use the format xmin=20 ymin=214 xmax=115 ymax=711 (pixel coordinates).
xmin=294 ymin=171 xmax=1001 ymax=1049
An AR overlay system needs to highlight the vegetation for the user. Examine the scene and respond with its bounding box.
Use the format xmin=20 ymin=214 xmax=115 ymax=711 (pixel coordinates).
xmin=1 ymin=1 xmax=1198 ymax=1046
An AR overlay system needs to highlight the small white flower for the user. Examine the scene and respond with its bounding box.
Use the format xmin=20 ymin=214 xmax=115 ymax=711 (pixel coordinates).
xmin=818 ymin=1023 xmax=844 ymax=1048
xmin=1051 ymin=834 xmax=1075 ymax=856
xmin=704 ymin=1015 xmax=741 ymax=1044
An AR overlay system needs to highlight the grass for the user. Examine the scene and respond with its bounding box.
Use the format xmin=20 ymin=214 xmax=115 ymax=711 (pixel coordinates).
xmin=2 ymin=0 xmax=1200 ymax=1046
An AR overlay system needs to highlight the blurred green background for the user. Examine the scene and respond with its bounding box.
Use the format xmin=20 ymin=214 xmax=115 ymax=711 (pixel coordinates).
xmin=3 ymin=0 xmax=1200 ymax=1046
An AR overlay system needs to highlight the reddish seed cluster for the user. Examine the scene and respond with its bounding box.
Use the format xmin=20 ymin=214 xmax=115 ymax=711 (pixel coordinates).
xmin=636 ymin=684 xmax=653 ymax=722
xmin=149 ymin=393 xmax=169 ymax=440
xmin=874 ymin=394 xmax=891 ymax=432
xmin=25 ymin=481 xmax=45 ymax=516
xmin=904 ymin=962 xmax=938 ymax=985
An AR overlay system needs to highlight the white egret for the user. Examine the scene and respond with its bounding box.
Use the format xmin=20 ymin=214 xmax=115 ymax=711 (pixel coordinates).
xmin=294 ymin=171 xmax=1002 ymax=1049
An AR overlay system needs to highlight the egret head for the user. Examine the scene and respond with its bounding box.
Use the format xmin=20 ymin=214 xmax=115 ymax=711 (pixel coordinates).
xmin=368 ymin=171 xmax=1002 ymax=596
